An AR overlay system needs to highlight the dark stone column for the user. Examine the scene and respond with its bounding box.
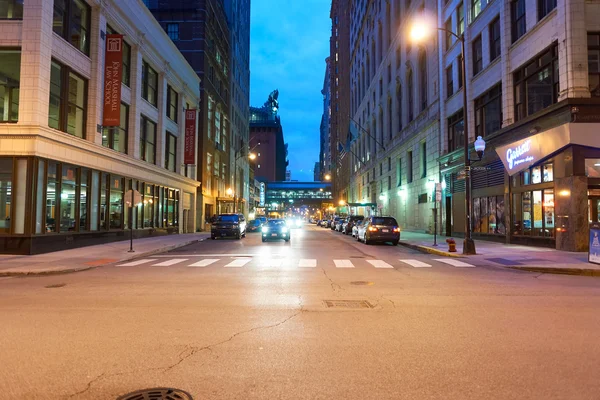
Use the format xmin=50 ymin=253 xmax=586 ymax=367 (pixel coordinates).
xmin=555 ymin=175 xmax=588 ymax=251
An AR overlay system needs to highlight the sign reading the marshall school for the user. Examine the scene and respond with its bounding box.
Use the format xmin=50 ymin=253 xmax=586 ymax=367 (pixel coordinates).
xmin=259 ymin=182 xmax=266 ymax=207
xmin=103 ymin=34 xmax=124 ymax=126
xmin=495 ymin=125 xmax=570 ymax=176
xmin=184 ymin=109 xmax=196 ymax=164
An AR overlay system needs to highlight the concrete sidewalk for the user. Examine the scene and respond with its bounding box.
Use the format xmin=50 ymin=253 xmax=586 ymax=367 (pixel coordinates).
xmin=399 ymin=231 xmax=598 ymax=276
xmin=0 ymin=233 xmax=210 ymax=276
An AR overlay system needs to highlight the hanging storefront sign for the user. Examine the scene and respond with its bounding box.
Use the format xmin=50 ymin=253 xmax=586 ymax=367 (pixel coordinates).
xmin=496 ymin=126 xmax=570 ymax=176
xmin=102 ymin=34 xmax=124 ymax=126
xmin=259 ymin=182 xmax=266 ymax=207
xmin=184 ymin=109 xmax=196 ymax=164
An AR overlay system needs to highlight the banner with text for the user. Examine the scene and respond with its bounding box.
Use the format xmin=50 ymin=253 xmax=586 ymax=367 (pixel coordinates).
xmin=184 ymin=109 xmax=197 ymax=164
xmin=103 ymin=34 xmax=124 ymax=126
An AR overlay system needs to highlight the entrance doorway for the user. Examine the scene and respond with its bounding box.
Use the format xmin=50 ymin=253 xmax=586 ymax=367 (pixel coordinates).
xmin=589 ymin=197 xmax=600 ymax=223
xmin=445 ymin=196 xmax=452 ymax=236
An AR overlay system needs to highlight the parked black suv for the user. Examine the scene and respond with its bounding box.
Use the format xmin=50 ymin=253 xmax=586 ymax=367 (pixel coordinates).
xmin=342 ymin=215 xmax=364 ymax=235
xmin=211 ymin=214 xmax=247 ymax=240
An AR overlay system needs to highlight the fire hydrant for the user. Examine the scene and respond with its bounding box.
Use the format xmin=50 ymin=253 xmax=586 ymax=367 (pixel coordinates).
xmin=446 ymin=238 xmax=457 ymax=252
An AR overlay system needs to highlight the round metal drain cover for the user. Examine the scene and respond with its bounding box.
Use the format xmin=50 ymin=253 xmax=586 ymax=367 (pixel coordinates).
xmin=117 ymin=388 xmax=193 ymax=400
xmin=350 ymin=281 xmax=374 ymax=286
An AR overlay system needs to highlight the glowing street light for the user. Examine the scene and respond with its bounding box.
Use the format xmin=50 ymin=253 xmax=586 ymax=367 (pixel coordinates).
xmin=339 ymin=200 xmax=346 ymax=206
xmin=226 ymin=187 xmax=233 ymax=196
xmin=249 ymin=153 xmax=257 ymax=160
xmin=324 ymin=174 xmax=331 ymax=181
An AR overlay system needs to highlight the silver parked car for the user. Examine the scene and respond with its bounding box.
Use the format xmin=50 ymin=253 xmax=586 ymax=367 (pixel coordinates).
xmin=356 ymin=216 xmax=400 ymax=245
xmin=351 ymin=220 xmax=364 ymax=237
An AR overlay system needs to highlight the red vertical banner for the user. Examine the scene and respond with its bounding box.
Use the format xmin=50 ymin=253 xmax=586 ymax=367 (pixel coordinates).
xmin=184 ymin=109 xmax=197 ymax=164
xmin=103 ymin=34 xmax=124 ymax=126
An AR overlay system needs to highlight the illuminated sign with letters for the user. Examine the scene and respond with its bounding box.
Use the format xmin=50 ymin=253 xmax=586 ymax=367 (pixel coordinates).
xmin=505 ymin=139 xmax=534 ymax=170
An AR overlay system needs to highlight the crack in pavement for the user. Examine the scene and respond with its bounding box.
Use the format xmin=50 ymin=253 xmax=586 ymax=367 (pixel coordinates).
xmin=64 ymin=308 xmax=304 ymax=398
xmin=321 ymin=268 xmax=343 ymax=293
xmin=380 ymin=294 xmax=397 ymax=309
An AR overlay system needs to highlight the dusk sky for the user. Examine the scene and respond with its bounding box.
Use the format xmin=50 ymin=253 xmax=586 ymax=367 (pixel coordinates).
xmin=250 ymin=0 xmax=331 ymax=182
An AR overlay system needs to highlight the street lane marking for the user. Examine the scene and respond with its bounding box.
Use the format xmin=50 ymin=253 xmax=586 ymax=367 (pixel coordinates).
xmin=267 ymin=258 xmax=283 ymax=267
xmin=117 ymin=259 xmax=156 ymax=267
xmin=153 ymin=254 xmax=261 ymax=257
xmin=153 ymin=259 xmax=188 ymax=267
xmin=188 ymin=259 xmax=219 ymax=267
xmin=334 ymin=259 xmax=355 ymax=268
xmin=298 ymin=259 xmax=317 ymax=268
xmin=399 ymin=259 xmax=432 ymax=268
xmin=433 ymin=259 xmax=476 ymax=268
xmin=225 ymin=258 xmax=252 ymax=268
xmin=366 ymin=260 xmax=394 ymax=269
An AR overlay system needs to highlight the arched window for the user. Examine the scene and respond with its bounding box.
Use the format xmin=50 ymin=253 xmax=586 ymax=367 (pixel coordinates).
xmin=388 ymin=97 xmax=393 ymax=140
xmin=378 ymin=108 xmax=384 ymax=150
xmin=419 ymin=50 xmax=427 ymax=111
xmin=372 ymin=119 xmax=377 ymax=156
xmin=366 ymin=55 xmax=370 ymax=90
xmin=371 ymin=41 xmax=376 ymax=78
xmin=378 ymin=23 xmax=383 ymax=63
xmin=396 ymin=84 xmax=403 ymax=132
xmin=407 ymin=69 xmax=414 ymax=122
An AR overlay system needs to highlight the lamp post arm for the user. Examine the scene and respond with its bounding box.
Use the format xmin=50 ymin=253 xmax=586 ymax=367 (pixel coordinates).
xmin=349 ymin=116 xmax=386 ymax=151
xmin=434 ymin=27 xmax=464 ymax=43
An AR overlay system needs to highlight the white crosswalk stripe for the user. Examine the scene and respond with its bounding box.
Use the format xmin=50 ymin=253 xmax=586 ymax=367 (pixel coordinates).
xmin=433 ymin=258 xmax=476 ymax=268
xmin=366 ymin=260 xmax=394 ymax=269
xmin=334 ymin=259 xmax=355 ymax=268
xmin=399 ymin=259 xmax=432 ymax=268
xmin=224 ymin=258 xmax=252 ymax=268
xmin=188 ymin=259 xmax=219 ymax=267
xmin=153 ymin=259 xmax=188 ymax=267
xmin=298 ymin=259 xmax=317 ymax=268
xmin=117 ymin=259 xmax=156 ymax=267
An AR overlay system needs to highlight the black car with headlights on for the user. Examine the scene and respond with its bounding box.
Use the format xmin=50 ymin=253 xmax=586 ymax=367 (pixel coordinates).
xmin=247 ymin=219 xmax=262 ymax=232
xmin=211 ymin=214 xmax=247 ymax=240
xmin=261 ymin=219 xmax=290 ymax=242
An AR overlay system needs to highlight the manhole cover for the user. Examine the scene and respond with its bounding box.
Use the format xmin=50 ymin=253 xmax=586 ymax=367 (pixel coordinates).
xmin=350 ymin=281 xmax=374 ymax=286
xmin=324 ymin=300 xmax=374 ymax=309
xmin=117 ymin=388 xmax=193 ymax=400
xmin=45 ymin=283 xmax=66 ymax=288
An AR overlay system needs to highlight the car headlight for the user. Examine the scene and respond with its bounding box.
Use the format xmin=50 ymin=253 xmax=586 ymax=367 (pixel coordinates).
xmin=261 ymin=227 xmax=269 ymax=233
xmin=295 ymin=220 xmax=302 ymax=227
xmin=282 ymin=227 xmax=288 ymax=233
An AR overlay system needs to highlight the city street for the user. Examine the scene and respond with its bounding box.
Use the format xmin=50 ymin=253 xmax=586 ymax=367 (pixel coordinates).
xmin=1 ymin=225 xmax=600 ymax=399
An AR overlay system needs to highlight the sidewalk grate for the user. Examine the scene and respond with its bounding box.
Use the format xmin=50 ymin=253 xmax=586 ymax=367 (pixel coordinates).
xmin=116 ymin=388 xmax=193 ymax=400
xmin=324 ymin=300 xmax=374 ymax=309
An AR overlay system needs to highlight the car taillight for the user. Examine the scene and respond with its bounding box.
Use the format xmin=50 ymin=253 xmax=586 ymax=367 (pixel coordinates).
xmin=368 ymin=226 xmax=378 ymax=232
xmin=393 ymin=227 xmax=400 ymax=233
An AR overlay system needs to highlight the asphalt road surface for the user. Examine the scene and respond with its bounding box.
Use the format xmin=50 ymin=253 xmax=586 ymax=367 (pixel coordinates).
xmin=1 ymin=224 xmax=600 ymax=400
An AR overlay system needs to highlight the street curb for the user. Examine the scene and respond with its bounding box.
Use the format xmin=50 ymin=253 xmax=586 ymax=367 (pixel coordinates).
xmin=397 ymin=241 xmax=465 ymax=258
xmin=507 ymin=266 xmax=600 ymax=277
xmin=0 ymin=236 xmax=209 ymax=277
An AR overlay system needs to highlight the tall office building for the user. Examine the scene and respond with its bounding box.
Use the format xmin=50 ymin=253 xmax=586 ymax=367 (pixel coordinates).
xmin=320 ymin=57 xmax=331 ymax=182
xmin=147 ymin=0 xmax=232 ymax=230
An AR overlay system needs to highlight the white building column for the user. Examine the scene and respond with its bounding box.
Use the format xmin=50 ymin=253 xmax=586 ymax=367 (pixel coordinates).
xmin=87 ymin=5 xmax=107 ymax=144
xmin=128 ymin=43 xmax=143 ymax=159
xmin=156 ymin=71 xmax=167 ymax=169
xmin=558 ymin=0 xmax=590 ymax=99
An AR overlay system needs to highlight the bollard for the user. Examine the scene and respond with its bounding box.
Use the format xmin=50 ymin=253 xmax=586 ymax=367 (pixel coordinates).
xmin=446 ymin=238 xmax=457 ymax=252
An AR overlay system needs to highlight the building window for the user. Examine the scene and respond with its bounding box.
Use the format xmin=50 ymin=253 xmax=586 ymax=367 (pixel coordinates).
xmin=588 ymin=33 xmax=600 ymax=97
xmin=445 ymin=18 xmax=453 ymax=50
xmin=407 ymin=69 xmax=414 ymax=121
xmin=538 ymin=0 xmax=556 ymax=20
xmin=165 ymin=132 xmax=177 ymax=172
xmin=420 ymin=142 xmax=427 ymax=178
xmin=48 ymin=60 xmax=87 ymax=138
xmin=0 ymin=0 xmax=23 ymax=19
xmin=458 ymin=57 xmax=464 ymax=89
xmin=472 ymin=0 xmax=483 ymax=21
xmin=458 ymin=3 xmax=465 ymax=36
xmin=166 ymin=85 xmax=178 ymax=122
xmin=419 ymin=50 xmax=427 ymax=111
xmin=396 ymin=46 xmax=401 ymax=69
xmin=102 ymin=103 xmax=128 ymax=153
xmin=521 ymin=163 xmax=554 ymax=185
xmin=52 ymin=0 xmax=90 ymax=55
xmin=511 ymin=0 xmax=526 ymax=43
xmin=142 ymin=60 xmax=158 ymax=107
xmin=396 ymin=85 xmax=402 ymax=132
xmin=106 ymin=26 xmax=131 ymax=87
xmin=514 ymin=43 xmax=559 ymax=121
xmin=379 ymin=78 xmax=383 ymax=96
xmin=472 ymin=36 xmax=483 ymax=75
xmin=166 ymin=23 xmax=179 ymax=40
xmin=446 ymin=65 xmax=454 ymax=98
xmin=447 ymin=110 xmax=464 ymax=152
xmin=473 ymin=195 xmax=506 ymax=234
xmin=512 ymin=189 xmax=554 ymax=237
xmin=407 ymin=151 xmax=413 ymax=183
xmin=140 ymin=116 xmax=157 ymax=164
xmin=388 ymin=98 xmax=393 ymax=140
xmin=396 ymin=158 xmax=402 ymax=186
xmin=388 ymin=157 xmax=392 ymax=172
xmin=474 ymin=83 xmax=502 ymax=137
xmin=489 ymin=17 xmax=501 ymax=62
xmin=0 ymin=49 xmax=20 ymax=122
xmin=388 ymin=176 xmax=392 ymax=190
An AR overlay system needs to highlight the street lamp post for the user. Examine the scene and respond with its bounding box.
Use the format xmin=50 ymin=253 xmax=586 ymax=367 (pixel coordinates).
xmin=232 ymin=151 xmax=256 ymax=214
xmin=410 ymin=20 xmax=476 ymax=255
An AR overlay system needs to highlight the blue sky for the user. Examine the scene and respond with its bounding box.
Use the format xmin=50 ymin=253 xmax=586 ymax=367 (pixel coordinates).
xmin=250 ymin=0 xmax=330 ymax=182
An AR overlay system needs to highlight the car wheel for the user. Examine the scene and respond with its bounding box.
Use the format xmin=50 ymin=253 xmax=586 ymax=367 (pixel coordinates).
xmin=211 ymin=235 xmax=216 ymax=240
xmin=284 ymin=238 xmax=290 ymax=242
xmin=364 ymin=234 xmax=370 ymax=245
xmin=242 ymin=231 xmax=246 ymax=238
xmin=392 ymin=240 xmax=399 ymax=246
xmin=236 ymin=232 xmax=241 ymax=240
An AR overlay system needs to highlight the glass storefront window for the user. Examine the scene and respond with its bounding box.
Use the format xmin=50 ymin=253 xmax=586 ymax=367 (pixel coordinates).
xmin=543 ymin=164 xmax=553 ymax=182
xmin=532 ymin=166 xmax=542 ymax=184
xmin=80 ymin=168 xmax=88 ymax=231
xmin=167 ymin=189 xmax=175 ymax=226
xmin=522 ymin=191 xmax=532 ymax=235
xmin=100 ymin=173 xmax=107 ymax=229
xmin=60 ymin=164 xmax=77 ymax=232
xmin=473 ymin=198 xmax=481 ymax=233
xmin=46 ymin=162 xmax=58 ymax=232
xmin=143 ymin=183 xmax=154 ymax=228
xmin=512 ymin=193 xmax=523 ymax=235
xmin=0 ymin=159 xmax=12 ymax=233
xmin=532 ymin=190 xmax=543 ymax=235
xmin=544 ymin=192 xmax=555 ymax=236
xmin=35 ymin=160 xmax=45 ymax=234
xmin=109 ymin=176 xmax=123 ymax=229
xmin=90 ymin=170 xmax=99 ymax=231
